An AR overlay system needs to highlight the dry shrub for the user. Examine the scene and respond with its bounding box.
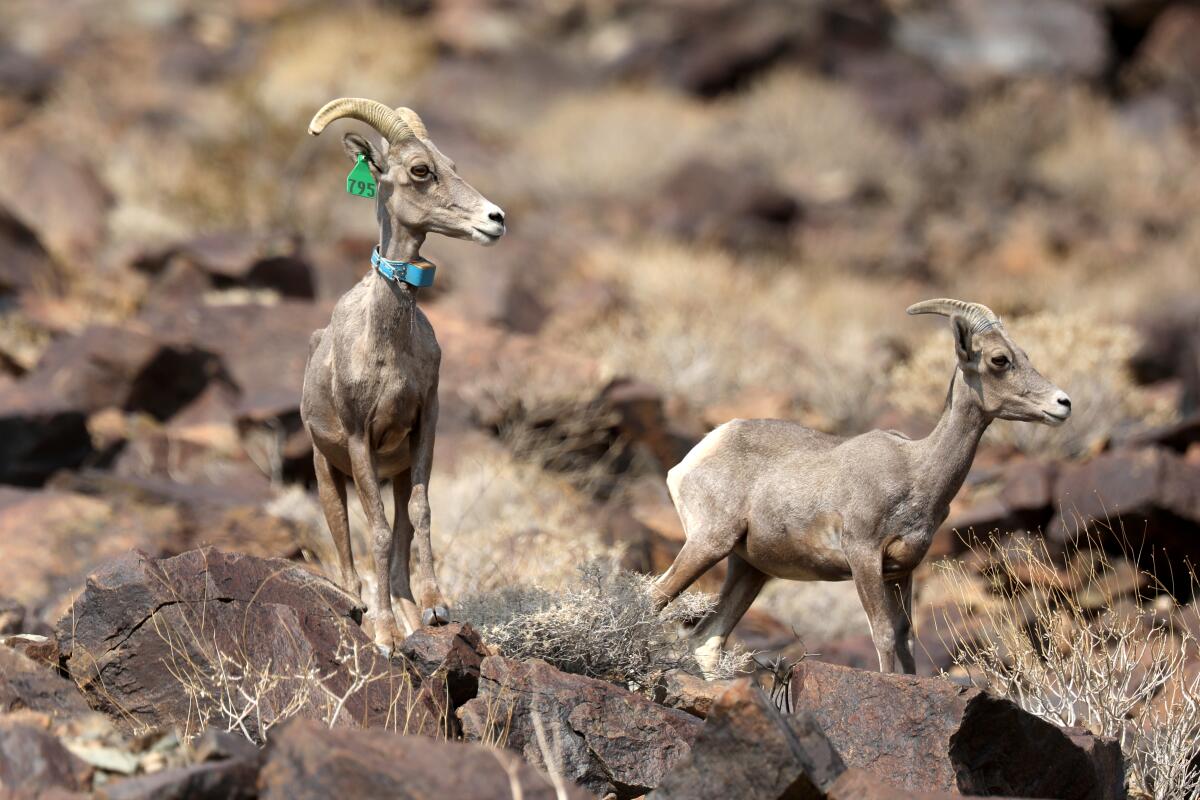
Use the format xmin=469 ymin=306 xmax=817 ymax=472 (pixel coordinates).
xmin=723 ymin=69 xmax=918 ymax=206
xmin=456 ymin=559 xmax=749 ymax=691
xmin=502 ymin=88 xmax=714 ymax=202
xmin=553 ymin=240 xmax=900 ymax=433
xmin=933 ymin=532 xmax=1200 ymax=799
xmin=891 ymin=311 xmax=1176 ymax=458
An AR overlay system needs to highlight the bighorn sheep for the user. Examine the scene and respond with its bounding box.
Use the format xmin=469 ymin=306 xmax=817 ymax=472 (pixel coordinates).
xmin=653 ymin=299 xmax=1072 ymax=675
xmin=301 ymin=98 xmax=506 ymax=654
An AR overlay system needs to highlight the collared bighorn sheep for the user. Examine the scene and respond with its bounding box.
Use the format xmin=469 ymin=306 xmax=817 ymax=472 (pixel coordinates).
xmin=653 ymin=299 xmax=1072 ymax=675
xmin=301 ymin=97 xmax=506 ymax=654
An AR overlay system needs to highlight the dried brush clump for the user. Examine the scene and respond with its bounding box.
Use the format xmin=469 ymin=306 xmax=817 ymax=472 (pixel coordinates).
xmin=933 ymin=531 xmax=1200 ymax=800
xmin=456 ymin=559 xmax=749 ymax=692
xmin=891 ymin=310 xmax=1176 ymax=458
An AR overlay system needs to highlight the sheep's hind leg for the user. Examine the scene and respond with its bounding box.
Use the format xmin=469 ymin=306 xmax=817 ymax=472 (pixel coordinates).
xmin=690 ymin=553 xmax=768 ymax=678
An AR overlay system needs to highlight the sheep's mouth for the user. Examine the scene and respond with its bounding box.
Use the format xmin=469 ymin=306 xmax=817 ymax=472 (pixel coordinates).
xmin=471 ymin=225 xmax=504 ymax=245
xmin=1042 ymin=410 xmax=1070 ymax=426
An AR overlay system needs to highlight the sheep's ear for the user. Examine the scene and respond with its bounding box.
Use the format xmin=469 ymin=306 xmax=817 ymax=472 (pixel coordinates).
xmin=950 ymin=314 xmax=977 ymax=369
xmin=342 ymin=132 xmax=384 ymax=177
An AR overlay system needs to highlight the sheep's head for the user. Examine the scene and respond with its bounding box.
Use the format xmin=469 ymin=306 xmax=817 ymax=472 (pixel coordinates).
xmin=907 ymin=299 xmax=1072 ymax=426
xmin=309 ymin=97 xmax=506 ymax=246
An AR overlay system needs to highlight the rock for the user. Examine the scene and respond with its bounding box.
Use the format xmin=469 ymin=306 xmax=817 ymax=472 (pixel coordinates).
xmin=0 ymin=646 xmax=90 ymax=721
xmin=789 ymin=659 xmax=1125 ymax=799
xmin=0 ymin=402 xmax=93 ymax=485
xmin=171 ymin=231 xmax=316 ymax=299
xmin=95 ymin=758 xmax=258 ymax=800
xmin=0 ymin=487 xmax=185 ymax=626
xmin=895 ymin=0 xmax=1109 ymax=84
xmin=0 ymin=206 xmax=56 ymax=298
xmin=1131 ymin=5 xmax=1200 ymax=111
xmin=259 ymin=717 xmax=586 ymax=799
xmin=826 ymin=767 xmax=970 ymax=799
xmin=0 ymin=132 xmax=112 ymax=264
xmin=0 ymin=716 xmax=92 ymax=795
xmin=460 ymin=656 xmax=703 ymax=799
xmin=396 ymin=623 xmax=487 ymax=709
xmin=650 ymin=158 xmax=801 ymax=252
xmin=95 ymin=729 xmax=260 ymax=800
xmin=0 ymin=44 xmax=57 ymax=104
xmin=1050 ymin=446 xmax=1200 ymax=583
xmin=0 ymin=596 xmax=26 ymax=634
xmin=58 ymin=548 xmax=445 ymax=739
xmin=653 ymin=669 xmax=738 ymax=719
xmin=651 ymin=679 xmax=845 ymax=800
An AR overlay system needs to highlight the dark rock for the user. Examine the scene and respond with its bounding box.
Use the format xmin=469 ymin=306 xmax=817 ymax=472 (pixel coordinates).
xmin=58 ymin=548 xmax=446 ymax=739
xmin=0 ymin=45 xmax=58 ymax=103
xmin=0 ymin=133 xmax=112 ymax=264
xmin=1050 ymin=446 xmax=1200 ymax=584
xmin=95 ymin=757 xmax=258 ymax=800
xmin=895 ymin=0 xmax=1109 ymax=84
xmin=259 ymin=717 xmax=586 ymax=799
xmin=460 ymin=656 xmax=703 ymax=799
xmin=0 ymin=717 xmax=92 ymax=795
xmin=789 ymin=659 xmax=1125 ymax=799
xmin=0 ymin=646 xmax=90 ymax=721
xmin=0 ymin=595 xmax=26 ymax=634
xmin=0 ymin=206 xmax=56 ymax=298
xmin=396 ymin=623 xmax=486 ymax=709
xmin=1131 ymin=5 xmax=1200 ymax=112
xmin=651 ymin=679 xmax=845 ymax=800
xmin=0 ymin=487 xmax=186 ymax=626
xmin=826 ymin=767 xmax=969 ymax=799
xmin=0 ymin=403 xmax=93 ymax=485
xmin=653 ymin=669 xmax=737 ymax=719
xmin=173 ymin=231 xmax=315 ymax=299
xmin=651 ymin=158 xmax=801 ymax=253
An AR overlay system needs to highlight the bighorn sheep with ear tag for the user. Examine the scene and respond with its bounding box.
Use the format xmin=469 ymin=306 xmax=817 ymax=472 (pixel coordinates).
xmin=653 ymin=299 xmax=1072 ymax=675
xmin=301 ymin=98 xmax=506 ymax=654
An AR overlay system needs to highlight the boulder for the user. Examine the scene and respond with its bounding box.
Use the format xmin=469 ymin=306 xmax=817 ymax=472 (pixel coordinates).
xmin=789 ymin=660 xmax=1124 ymax=799
xmin=653 ymin=669 xmax=738 ymax=719
xmin=259 ymin=717 xmax=587 ymax=799
xmin=826 ymin=767 xmax=975 ymax=799
xmin=0 ymin=716 xmax=92 ymax=795
xmin=58 ymin=548 xmax=446 ymax=739
xmin=1131 ymin=5 xmax=1200 ymax=111
xmin=396 ymin=623 xmax=487 ymax=709
xmin=0 ymin=487 xmax=185 ymax=626
xmin=651 ymin=679 xmax=845 ymax=800
xmin=1049 ymin=446 xmax=1200 ymax=583
xmin=0 ymin=646 xmax=91 ymax=722
xmin=895 ymin=0 xmax=1109 ymax=84
xmin=173 ymin=231 xmax=315 ymax=299
xmin=95 ymin=730 xmax=259 ymax=800
xmin=460 ymin=656 xmax=703 ymax=799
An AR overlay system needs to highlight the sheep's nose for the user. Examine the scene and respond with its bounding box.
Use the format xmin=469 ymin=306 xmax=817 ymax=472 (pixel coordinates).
xmin=488 ymin=209 xmax=505 ymax=225
xmin=1055 ymin=392 xmax=1072 ymax=410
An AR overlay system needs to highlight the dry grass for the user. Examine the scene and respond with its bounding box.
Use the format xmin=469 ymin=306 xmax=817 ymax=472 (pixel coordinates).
xmin=933 ymin=529 xmax=1200 ymax=800
xmin=456 ymin=559 xmax=750 ymax=692
xmin=891 ymin=310 xmax=1177 ymax=458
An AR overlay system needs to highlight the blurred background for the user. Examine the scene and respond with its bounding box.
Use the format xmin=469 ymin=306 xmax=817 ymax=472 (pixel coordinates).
xmin=1 ymin=0 xmax=1199 ymax=677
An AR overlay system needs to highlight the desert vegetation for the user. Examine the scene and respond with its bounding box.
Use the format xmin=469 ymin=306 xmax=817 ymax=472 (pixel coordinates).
xmin=1 ymin=0 xmax=1200 ymax=797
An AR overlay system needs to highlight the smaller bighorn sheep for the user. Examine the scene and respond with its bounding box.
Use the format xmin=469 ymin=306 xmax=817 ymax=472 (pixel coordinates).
xmin=301 ymin=98 xmax=506 ymax=654
xmin=654 ymin=299 xmax=1072 ymax=675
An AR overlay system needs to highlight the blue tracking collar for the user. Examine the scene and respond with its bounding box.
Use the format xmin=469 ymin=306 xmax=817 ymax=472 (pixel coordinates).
xmin=371 ymin=247 xmax=436 ymax=288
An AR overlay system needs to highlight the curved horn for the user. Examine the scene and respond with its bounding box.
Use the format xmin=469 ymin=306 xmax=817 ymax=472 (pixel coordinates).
xmin=395 ymin=107 xmax=428 ymax=139
xmin=308 ymin=97 xmax=412 ymax=144
xmin=906 ymin=298 xmax=1001 ymax=333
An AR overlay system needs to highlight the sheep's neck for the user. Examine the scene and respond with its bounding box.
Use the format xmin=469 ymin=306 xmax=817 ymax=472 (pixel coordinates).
xmin=914 ymin=367 xmax=991 ymax=514
xmin=369 ymin=217 xmax=425 ymax=342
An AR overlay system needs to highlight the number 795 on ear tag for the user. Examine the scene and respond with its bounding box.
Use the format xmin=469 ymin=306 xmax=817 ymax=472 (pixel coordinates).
xmin=346 ymin=155 xmax=376 ymax=198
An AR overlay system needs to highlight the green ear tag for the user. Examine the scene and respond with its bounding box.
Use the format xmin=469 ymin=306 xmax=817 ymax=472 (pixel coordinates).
xmin=346 ymin=155 xmax=376 ymax=198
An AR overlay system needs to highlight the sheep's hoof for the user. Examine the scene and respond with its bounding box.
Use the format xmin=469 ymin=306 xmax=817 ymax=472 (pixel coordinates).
xmin=421 ymin=605 xmax=450 ymax=627
xmin=375 ymin=643 xmax=392 ymax=659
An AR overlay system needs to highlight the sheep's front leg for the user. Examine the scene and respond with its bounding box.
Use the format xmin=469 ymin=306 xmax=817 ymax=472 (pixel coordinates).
xmin=347 ymin=434 xmax=402 ymax=655
xmin=409 ymin=391 xmax=449 ymax=627
xmin=849 ymin=549 xmax=915 ymax=674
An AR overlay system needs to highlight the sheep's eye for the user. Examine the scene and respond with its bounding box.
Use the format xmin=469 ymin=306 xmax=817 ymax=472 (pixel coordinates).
xmin=991 ymin=354 xmax=1010 ymax=369
xmin=410 ymin=164 xmax=431 ymax=179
